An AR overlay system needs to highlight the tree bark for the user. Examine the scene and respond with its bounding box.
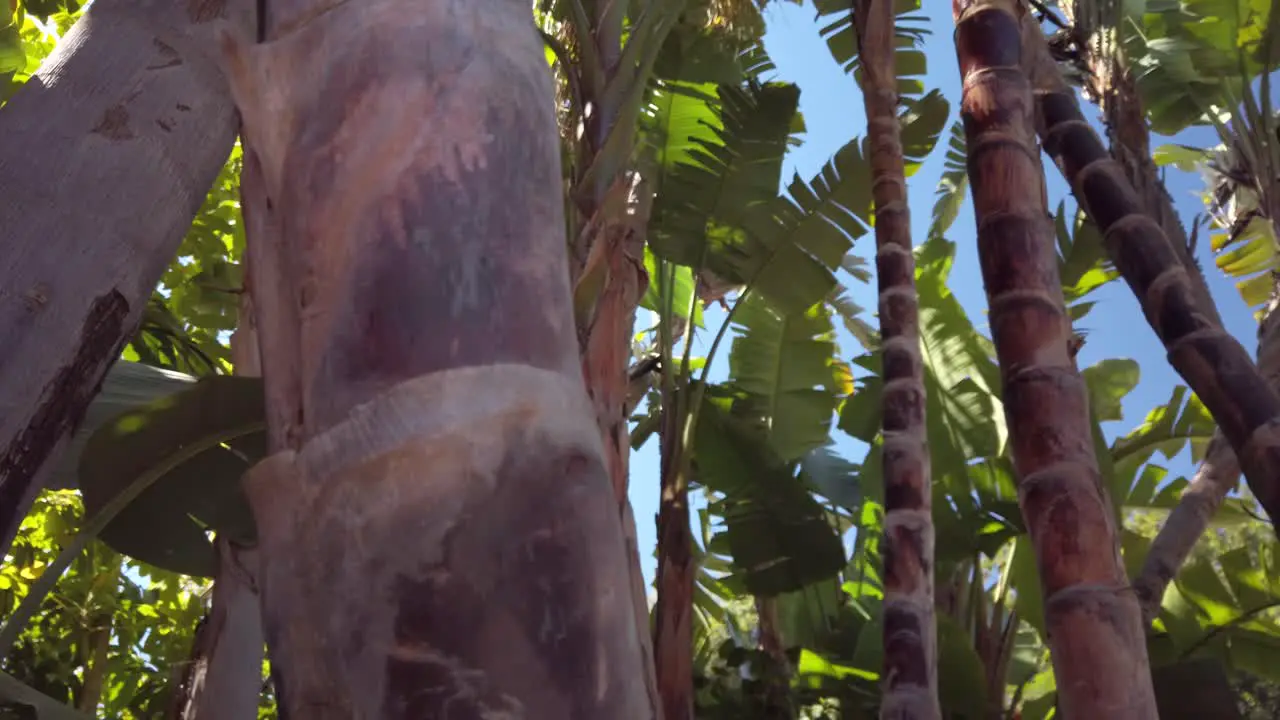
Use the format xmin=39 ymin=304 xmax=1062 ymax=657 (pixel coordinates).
xmin=0 ymin=0 xmax=244 ymax=559
xmin=568 ymin=2 xmax=670 ymax=712
xmin=223 ymin=0 xmax=653 ymax=716
xmin=166 ymin=538 xmax=264 ymax=720
xmin=1041 ymin=6 xmax=1245 ymax=622
xmin=853 ymin=2 xmax=940 ymax=718
xmin=952 ymin=2 xmax=1158 ymax=717
xmin=654 ymin=411 xmax=694 ymax=720
xmin=1021 ymin=19 xmax=1280 ymax=536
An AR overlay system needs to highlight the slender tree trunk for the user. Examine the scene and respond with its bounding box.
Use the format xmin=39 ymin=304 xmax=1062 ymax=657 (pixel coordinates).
xmin=654 ymin=412 xmax=694 ymax=720
xmin=563 ymin=4 xmax=668 ymax=717
xmin=952 ymin=2 xmax=1158 ymax=717
xmin=166 ymin=289 xmax=266 ymax=720
xmin=166 ymin=538 xmax=264 ymax=720
xmin=1021 ymin=17 xmax=1280 ymax=533
xmin=856 ymin=0 xmax=939 ymax=715
xmin=222 ymin=0 xmax=653 ymax=716
xmin=0 ymin=0 xmax=245 ymax=559
xmin=854 ymin=2 xmax=940 ymax=718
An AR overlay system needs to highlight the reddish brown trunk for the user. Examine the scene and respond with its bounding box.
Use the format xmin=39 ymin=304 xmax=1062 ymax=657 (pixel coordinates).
xmin=653 ymin=423 xmax=694 ymax=720
xmin=952 ymin=2 xmax=1158 ymax=718
xmin=567 ymin=4 xmax=663 ymax=714
xmin=0 ymin=0 xmax=243 ymax=559
xmin=853 ymin=1 xmax=939 ymax=717
xmin=222 ymin=0 xmax=653 ymax=716
xmin=1021 ymin=20 xmax=1280 ymax=534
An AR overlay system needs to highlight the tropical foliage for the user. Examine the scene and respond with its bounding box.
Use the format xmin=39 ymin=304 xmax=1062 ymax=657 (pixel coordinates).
xmin=3 ymin=0 xmax=1280 ymax=717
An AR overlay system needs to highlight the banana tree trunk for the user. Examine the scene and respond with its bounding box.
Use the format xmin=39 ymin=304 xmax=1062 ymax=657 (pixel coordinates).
xmin=0 ymin=0 xmax=243 ymax=559
xmin=1020 ymin=16 xmax=1280 ymax=532
xmin=562 ymin=4 xmax=664 ymax=715
xmin=222 ymin=0 xmax=653 ymax=715
xmin=853 ymin=1 xmax=940 ymax=718
xmin=952 ymin=2 xmax=1158 ymax=717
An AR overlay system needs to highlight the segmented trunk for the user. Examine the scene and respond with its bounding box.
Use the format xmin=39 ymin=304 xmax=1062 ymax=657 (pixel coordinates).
xmin=1137 ymin=280 xmax=1280 ymax=619
xmin=222 ymin=0 xmax=652 ymax=715
xmin=952 ymin=2 xmax=1158 ymax=718
xmin=1020 ymin=19 xmax=1280 ymax=531
xmin=1045 ymin=3 xmax=1244 ymax=623
xmin=853 ymin=1 xmax=939 ymax=718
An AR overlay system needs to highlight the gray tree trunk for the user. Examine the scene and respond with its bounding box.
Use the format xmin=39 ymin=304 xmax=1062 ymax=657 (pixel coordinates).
xmin=0 ymin=0 xmax=248 ymax=556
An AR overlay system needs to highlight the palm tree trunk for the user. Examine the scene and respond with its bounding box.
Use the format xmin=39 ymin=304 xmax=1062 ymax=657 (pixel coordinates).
xmin=1037 ymin=7 xmax=1243 ymax=623
xmin=1042 ymin=6 xmax=1259 ymax=621
xmin=223 ymin=0 xmax=653 ymax=716
xmin=0 ymin=0 xmax=242 ymax=560
xmin=853 ymin=1 xmax=939 ymax=718
xmin=1020 ymin=17 xmax=1280 ymax=535
xmin=952 ymin=2 xmax=1158 ymax=717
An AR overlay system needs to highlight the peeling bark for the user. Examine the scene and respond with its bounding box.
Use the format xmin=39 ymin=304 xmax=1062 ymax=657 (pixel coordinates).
xmin=224 ymin=1 xmax=652 ymax=715
xmin=952 ymin=2 xmax=1158 ymax=717
xmin=1022 ymin=20 xmax=1280 ymax=536
xmin=853 ymin=1 xmax=939 ymax=717
xmin=0 ymin=0 xmax=244 ymax=558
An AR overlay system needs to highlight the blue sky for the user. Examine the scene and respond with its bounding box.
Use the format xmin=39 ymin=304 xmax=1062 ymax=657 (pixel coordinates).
xmin=625 ymin=1 xmax=1261 ymax=588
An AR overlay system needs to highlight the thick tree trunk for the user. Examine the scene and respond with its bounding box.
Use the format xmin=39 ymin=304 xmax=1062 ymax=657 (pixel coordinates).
xmin=952 ymin=2 xmax=1158 ymax=717
xmin=1021 ymin=19 xmax=1280 ymax=533
xmin=222 ymin=0 xmax=653 ymax=716
xmin=0 ymin=0 xmax=243 ymax=559
xmin=853 ymin=2 xmax=940 ymax=718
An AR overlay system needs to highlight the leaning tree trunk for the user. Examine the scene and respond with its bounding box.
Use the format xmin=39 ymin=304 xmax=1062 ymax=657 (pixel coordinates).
xmin=0 ymin=0 xmax=244 ymax=559
xmin=1020 ymin=15 xmax=1280 ymax=533
xmin=166 ymin=288 xmax=266 ymax=720
xmin=220 ymin=0 xmax=653 ymax=716
xmin=1033 ymin=8 xmax=1245 ymax=622
xmin=952 ymin=1 xmax=1159 ymax=717
xmin=853 ymin=1 xmax=939 ymax=717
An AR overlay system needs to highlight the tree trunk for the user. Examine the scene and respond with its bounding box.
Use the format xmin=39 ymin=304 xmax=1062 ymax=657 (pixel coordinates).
xmin=654 ymin=412 xmax=694 ymax=720
xmin=0 ymin=0 xmax=244 ymax=559
xmin=853 ymin=2 xmax=940 ymax=718
xmin=952 ymin=2 xmax=1158 ymax=718
xmin=1021 ymin=17 xmax=1280 ymax=533
xmin=1039 ymin=7 xmax=1245 ymax=622
xmin=166 ymin=289 xmax=266 ymax=720
xmin=166 ymin=538 xmax=264 ymax=720
xmin=562 ymin=3 xmax=666 ymax=717
xmin=222 ymin=0 xmax=653 ymax=716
